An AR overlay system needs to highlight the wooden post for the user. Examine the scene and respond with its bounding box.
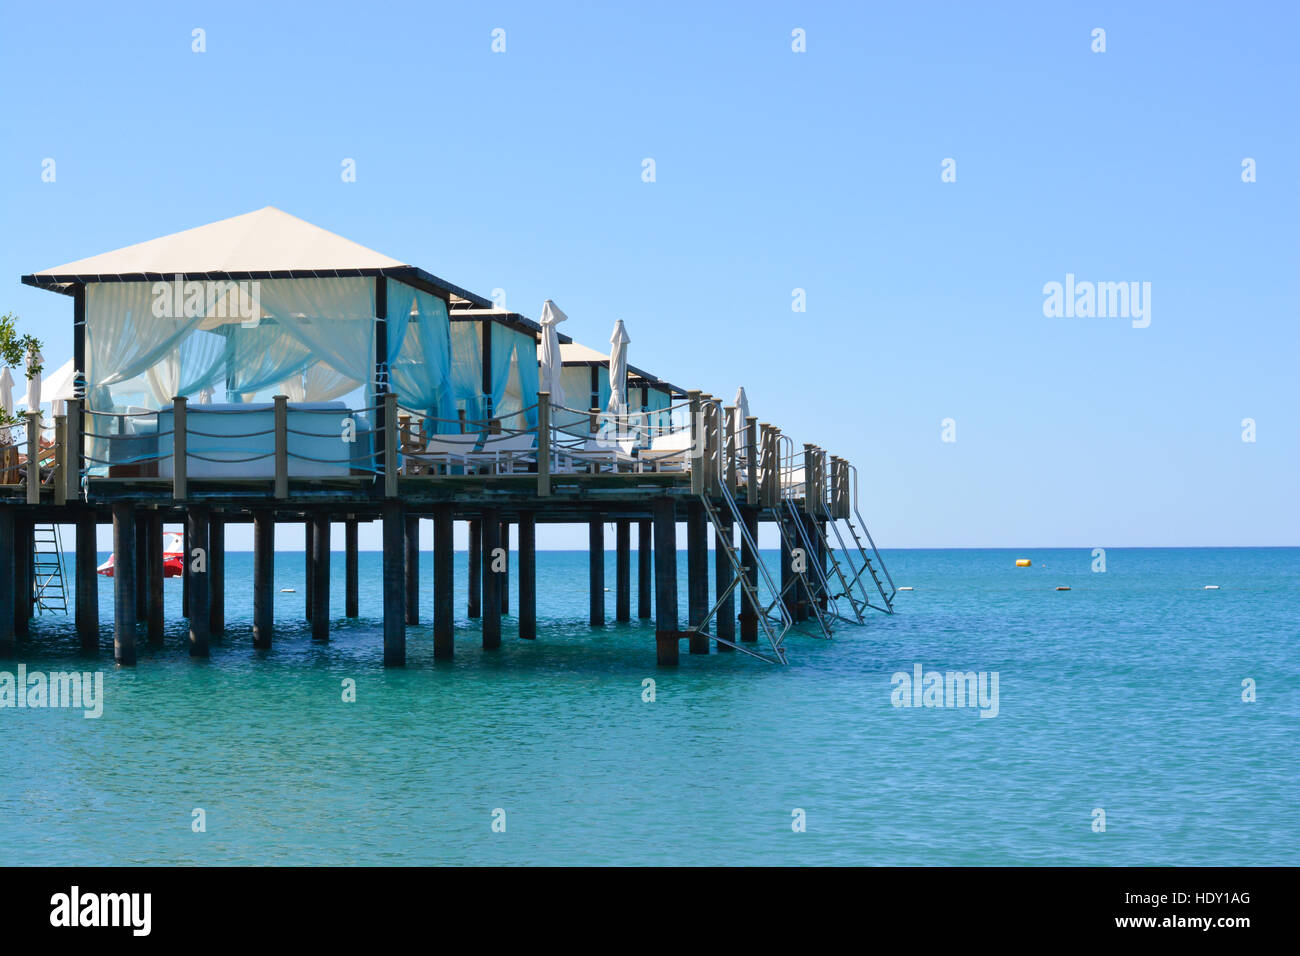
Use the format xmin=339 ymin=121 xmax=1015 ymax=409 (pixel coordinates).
xmin=25 ymin=411 xmax=40 ymax=504
xmin=517 ymin=510 xmax=536 ymax=640
xmin=345 ymin=518 xmax=359 ymax=618
xmin=134 ymin=512 xmax=148 ymax=622
xmin=112 ymin=502 xmax=137 ymax=665
xmin=54 ymin=414 xmax=66 ymax=506
xmin=499 ymin=519 xmax=510 ymax=615
xmin=311 ymin=513 xmax=330 ymax=642
xmin=433 ymin=503 xmax=454 ymax=659
xmin=274 ymin=394 xmax=288 ymax=499
xmin=615 ymin=519 xmax=631 ymax=622
xmin=467 ymin=519 xmax=482 ymax=618
xmin=745 ymin=417 xmax=758 ymax=506
xmin=715 ymin=512 xmax=735 ymax=650
xmin=0 ymin=510 xmax=14 ymax=657
xmin=65 ymin=397 xmax=82 ymax=502
xmin=637 ymin=518 xmax=652 ymax=619
xmin=589 ymin=519 xmax=605 ymax=626
xmin=739 ymin=506 xmax=759 ymax=642
xmin=76 ymin=510 xmax=98 ymax=652
xmin=384 ymin=392 xmax=399 ymax=498
xmin=187 ymin=505 xmax=210 ymax=657
xmin=304 ymin=518 xmax=314 ymax=623
xmin=405 ymin=514 xmax=420 ymax=625
xmin=652 ymin=498 xmax=679 ymax=666
xmin=537 ymin=392 xmax=551 ymax=496
xmin=382 ymin=499 xmax=405 ymax=665
xmin=207 ymin=513 xmax=224 ymax=637
xmin=147 ymin=512 xmax=164 ymax=647
xmin=172 ymin=397 xmax=187 ymax=501
xmin=724 ymin=406 xmax=738 ymax=495
xmin=253 ymin=508 xmax=274 ymax=649
xmin=686 ymin=501 xmax=709 ymax=653
xmin=481 ymin=508 xmax=502 ymax=648
xmin=688 ymin=390 xmax=703 ymax=496
xmin=13 ymin=516 xmax=31 ymax=637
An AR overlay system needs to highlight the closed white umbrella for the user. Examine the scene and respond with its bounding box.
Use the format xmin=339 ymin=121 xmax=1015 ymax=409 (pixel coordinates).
xmin=606 ymin=319 xmax=630 ymax=417
xmin=0 ymin=366 xmax=13 ymax=420
xmin=24 ymin=349 xmax=43 ymax=415
xmin=539 ymin=299 xmax=567 ymax=408
xmin=734 ymin=386 xmax=750 ymax=423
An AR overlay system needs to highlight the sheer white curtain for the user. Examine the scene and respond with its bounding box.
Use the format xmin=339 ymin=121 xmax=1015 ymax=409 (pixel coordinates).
xmin=143 ymin=329 xmax=228 ymax=407
xmin=257 ymin=277 xmax=377 ymax=389
xmin=86 ymin=282 xmax=204 ymax=409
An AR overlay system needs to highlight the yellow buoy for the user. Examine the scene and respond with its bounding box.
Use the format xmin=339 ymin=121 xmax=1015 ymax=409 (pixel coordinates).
xmin=1015 ymin=559 xmax=1031 ymax=567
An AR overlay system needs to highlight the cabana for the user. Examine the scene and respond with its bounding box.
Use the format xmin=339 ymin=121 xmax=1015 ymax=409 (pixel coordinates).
xmin=553 ymin=340 xmax=684 ymax=438
xmin=21 ymin=207 xmax=519 ymax=478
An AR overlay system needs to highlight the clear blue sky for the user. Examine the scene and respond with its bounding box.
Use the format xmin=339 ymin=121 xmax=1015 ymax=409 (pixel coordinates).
xmin=2 ymin=1 xmax=1295 ymax=549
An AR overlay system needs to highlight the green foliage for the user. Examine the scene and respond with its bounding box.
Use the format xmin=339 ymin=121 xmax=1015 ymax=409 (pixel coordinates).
xmin=1 ymin=311 xmax=44 ymax=426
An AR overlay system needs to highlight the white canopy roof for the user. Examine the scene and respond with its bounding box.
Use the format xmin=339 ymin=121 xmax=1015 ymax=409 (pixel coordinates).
xmin=33 ymin=206 xmax=407 ymax=276
xmin=560 ymin=341 xmax=610 ymax=364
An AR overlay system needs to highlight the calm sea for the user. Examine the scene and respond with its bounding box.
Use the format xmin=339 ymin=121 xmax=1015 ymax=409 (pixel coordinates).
xmin=2 ymin=546 xmax=1297 ymax=865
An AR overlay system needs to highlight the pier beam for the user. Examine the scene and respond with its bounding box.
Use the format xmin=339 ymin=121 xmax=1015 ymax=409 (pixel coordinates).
xmin=304 ymin=519 xmax=314 ymax=623
xmin=382 ymin=500 xmax=406 ymax=666
xmin=76 ymin=511 xmax=98 ymax=652
xmin=134 ymin=512 xmax=148 ymax=622
xmin=181 ymin=522 xmax=190 ymax=618
xmin=146 ymin=512 xmax=165 ymax=647
xmin=467 ymin=519 xmax=481 ymax=618
xmin=739 ymin=506 xmax=759 ymax=642
xmin=345 ymin=518 xmax=359 ymax=618
xmin=652 ymin=498 xmax=679 ymax=666
xmin=187 ymin=505 xmax=210 ymax=657
xmin=615 ymin=519 xmax=631 ymax=622
xmin=499 ymin=520 xmax=510 ymax=615
xmin=589 ymin=519 xmax=605 ymax=627
xmin=112 ymin=502 xmax=137 ymax=665
xmin=637 ymin=519 xmax=652 ymax=619
xmin=209 ymin=515 xmax=225 ymax=637
xmin=405 ymin=514 xmax=420 ymax=625
xmin=481 ymin=508 xmax=502 ymax=649
xmin=715 ymin=514 xmax=736 ymax=650
xmin=433 ymin=504 xmax=454 ymax=659
xmin=686 ymin=501 xmax=709 ymax=654
xmin=780 ymin=520 xmax=798 ymax=622
xmin=518 ymin=510 xmax=536 ymax=640
xmin=0 ymin=510 xmax=14 ymax=657
xmin=253 ymin=508 xmax=274 ymax=649
xmin=311 ymin=513 xmax=330 ymax=642
xmin=14 ymin=516 xmax=31 ymax=637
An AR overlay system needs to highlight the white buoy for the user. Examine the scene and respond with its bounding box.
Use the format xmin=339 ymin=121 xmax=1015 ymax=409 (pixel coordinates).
xmin=1204 ymin=585 xmax=1220 ymax=590
xmin=898 ymin=586 xmax=914 ymax=591
xmin=280 ymin=588 xmax=296 ymax=593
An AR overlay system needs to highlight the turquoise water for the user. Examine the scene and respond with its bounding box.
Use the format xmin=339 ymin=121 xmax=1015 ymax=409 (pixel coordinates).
xmin=2 ymin=546 xmax=1297 ymax=865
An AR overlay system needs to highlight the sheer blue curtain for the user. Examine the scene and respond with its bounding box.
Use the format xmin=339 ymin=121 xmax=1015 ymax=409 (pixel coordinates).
xmin=450 ymin=321 xmax=483 ymax=424
xmin=389 ymin=284 xmax=456 ymax=430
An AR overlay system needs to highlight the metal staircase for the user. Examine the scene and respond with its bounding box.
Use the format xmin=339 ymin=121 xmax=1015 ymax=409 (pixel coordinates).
xmin=772 ymin=494 xmax=835 ymax=638
xmin=32 ymin=523 xmax=68 ymax=613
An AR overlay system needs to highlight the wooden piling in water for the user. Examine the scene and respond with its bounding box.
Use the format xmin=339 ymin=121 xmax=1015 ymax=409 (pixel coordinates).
xmin=187 ymin=505 xmax=210 ymax=657
xmin=181 ymin=521 xmax=190 ymax=618
xmin=467 ymin=519 xmax=482 ymax=618
xmin=146 ymin=512 xmax=164 ymax=647
xmin=739 ymin=505 xmax=759 ymax=642
xmin=433 ymin=503 xmax=454 ymax=659
xmin=112 ymin=502 xmax=137 ymax=665
xmin=0 ymin=510 xmax=14 ymax=657
xmin=405 ymin=514 xmax=420 ymax=625
xmin=382 ymin=500 xmax=405 ymax=666
xmin=686 ymin=501 xmax=709 ymax=654
xmin=715 ymin=513 xmax=735 ymax=650
xmin=481 ymin=508 xmax=502 ymax=648
xmin=134 ymin=512 xmax=148 ymax=622
xmin=253 ymin=508 xmax=274 ymax=649
xmin=499 ymin=519 xmax=510 ymax=615
xmin=14 ymin=515 xmax=31 ymax=638
xmin=637 ymin=519 xmax=652 ymax=619
xmin=518 ymin=510 xmax=536 ymax=640
xmin=209 ymin=515 xmax=225 ymax=637
xmin=76 ymin=511 xmax=98 ymax=652
xmin=311 ymin=513 xmax=330 ymax=642
xmin=615 ymin=519 xmax=631 ymax=622
xmin=589 ymin=519 xmax=605 ymax=626
xmin=653 ymin=498 xmax=679 ymax=665
xmin=304 ymin=519 xmax=315 ymax=623
xmin=345 ymin=518 xmax=359 ymax=618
